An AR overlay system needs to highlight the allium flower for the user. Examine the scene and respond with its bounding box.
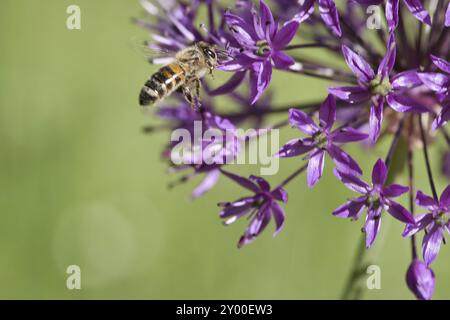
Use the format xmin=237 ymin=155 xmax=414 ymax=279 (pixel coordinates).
xmin=406 ymin=259 xmax=435 ymax=300
xmin=329 ymin=34 xmax=428 ymax=142
xmin=418 ymin=55 xmax=450 ymax=129
xmin=221 ymin=0 xmax=299 ymax=104
xmin=403 ymin=185 xmax=450 ymax=265
xmin=334 ymin=159 xmax=414 ymax=247
xmin=219 ymin=170 xmax=288 ymax=248
xmin=276 ymin=94 xmax=368 ymax=187
xmin=354 ymin=0 xmax=431 ymax=31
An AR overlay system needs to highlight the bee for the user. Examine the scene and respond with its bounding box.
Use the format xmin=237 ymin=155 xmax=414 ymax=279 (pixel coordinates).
xmin=139 ymin=41 xmax=223 ymax=109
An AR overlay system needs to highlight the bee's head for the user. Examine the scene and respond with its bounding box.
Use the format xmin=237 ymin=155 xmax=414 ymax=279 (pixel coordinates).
xmin=197 ymin=42 xmax=219 ymax=68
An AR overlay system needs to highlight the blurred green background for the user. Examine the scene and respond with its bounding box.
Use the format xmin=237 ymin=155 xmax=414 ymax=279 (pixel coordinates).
xmin=0 ymin=0 xmax=449 ymax=299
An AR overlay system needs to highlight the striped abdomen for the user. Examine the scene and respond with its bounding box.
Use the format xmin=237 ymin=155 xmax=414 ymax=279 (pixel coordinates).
xmin=139 ymin=63 xmax=186 ymax=106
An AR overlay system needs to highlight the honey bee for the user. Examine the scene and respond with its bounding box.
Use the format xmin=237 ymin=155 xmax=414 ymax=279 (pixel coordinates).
xmin=139 ymin=41 xmax=223 ymax=109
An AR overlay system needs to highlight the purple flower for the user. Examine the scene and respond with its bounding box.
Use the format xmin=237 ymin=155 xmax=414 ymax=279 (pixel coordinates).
xmin=406 ymin=259 xmax=435 ymax=300
xmin=329 ymin=34 xmax=428 ymax=142
xmin=221 ymin=0 xmax=299 ymax=104
xmin=275 ymin=95 xmax=368 ymax=187
xmin=334 ymin=159 xmax=414 ymax=247
xmin=447 ymin=2 xmax=450 ymax=27
xmin=294 ymin=0 xmax=342 ymax=36
xmin=354 ymin=0 xmax=431 ymax=32
xmin=418 ymin=55 xmax=450 ymax=129
xmin=219 ymin=170 xmax=288 ymax=248
xmin=403 ymin=185 xmax=450 ymax=265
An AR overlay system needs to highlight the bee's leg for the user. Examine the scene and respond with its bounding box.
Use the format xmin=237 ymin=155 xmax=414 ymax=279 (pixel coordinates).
xmin=183 ymin=78 xmax=202 ymax=111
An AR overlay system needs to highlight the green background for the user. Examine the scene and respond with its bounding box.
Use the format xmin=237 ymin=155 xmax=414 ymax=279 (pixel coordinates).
xmin=0 ymin=0 xmax=448 ymax=299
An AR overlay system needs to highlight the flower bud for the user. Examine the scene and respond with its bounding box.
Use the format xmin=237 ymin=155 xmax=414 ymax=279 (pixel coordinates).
xmin=406 ymin=259 xmax=435 ymax=300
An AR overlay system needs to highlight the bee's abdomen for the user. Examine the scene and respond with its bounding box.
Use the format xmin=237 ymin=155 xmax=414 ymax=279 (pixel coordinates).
xmin=139 ymin=64 xmax=185 ymax=106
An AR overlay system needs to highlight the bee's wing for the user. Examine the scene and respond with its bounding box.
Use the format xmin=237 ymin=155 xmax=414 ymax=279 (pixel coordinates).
xmin=129 ymin=35 xmax=177 ymax=65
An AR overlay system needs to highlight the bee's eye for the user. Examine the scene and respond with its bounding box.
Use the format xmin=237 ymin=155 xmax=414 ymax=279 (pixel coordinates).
xmin=204 ymin=48 xmax=216 ymax=59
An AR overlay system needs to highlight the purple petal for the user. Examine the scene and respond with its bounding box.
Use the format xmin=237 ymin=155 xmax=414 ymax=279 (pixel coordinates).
xmin=259 ymin=0 xmax=276 ymax=38
xmin=386 ymin=93 xmax=429 ymax=113
xmin=328 ymin=86 xmax=371 ymax=103
xmin=327 ymin=144 xmax=363 ymax=176
xmin=403 ymin=0 xmax=431 ymax=26
xmin=271 ymin=201 xmax=285 ymax=236
xmin=386 ymin=200 xmax=415 ymax=223
xmin=250 ymin=60 xmax=272 ymax=104
xmin=272 ymin=20 xmax=299 ymax=49
xmin=318 ymin=0 xmax=342 ymax=37
xmin=403 ymin=213 xmax=433 ymax=237
xmin=319 ymin=94 xmax=336 ymax=130
xmin=391 ymin=70 xmax=423 ymax=90
xmin=406 ymin=259 xmax=435 ymax=300
xmin=372 ymin=159 xmax=387 ymax=187
xmin=378 ymin=33 xmax=396 ymax=78
xmin=446 ymin=3 xmax=450 ymax=27
xmin=439 ymin=184 xmax=450 ymax=208
xmin=220 ymin=196 xmax=256 ymax=219
xmin=272 ymin=187 xmax=288 ymax=203
xmin=333 ymin=169 xmax=369 ymax=194
xmin=238 ymin=202 xmax=272 ymax=247
xmin=209 ymin=71 xmax=246 ymax=96
xmin=433 ymin=103 xmax=450 ymax=130
xmin=220 ymin=170 xmax=260 ymax=193
xmin=342 ymin=45 xmax=375 ymax=84
xmin=249 ymin=175 xmax=271 ymax=191
xmin=293 ymin=0 xmax=315 ymax=23
xmin=275 ymin=138 xmax=314 ymax=158
xmin=417 ymin=72 xmax=449 ymax=93
xmin=431 ymin=55 xmax=450 ymax=74
xmin=307 ymin=150 xmax=326 ymax=188
xmin=225 ymin=12 xmax=257 ymax=47
xmin=382 ymin=184 xmax=409 ymax=197
xmin=369 ymin=96 xmax=384 ymax=142
xmin=288 ymin=108 xmax=319 ymax=135
xmin=330 ymin=127 xmax=368 ymax=143
xmin=416 ymin=190 xmax=438 ymax=209
xmin=191 ymin=170 xmax=220 ymax=199
xmin=422 ymin=225 xmax=443 ymax=265
xmin=272 ymin=51 xmax=295 ymax=69
xmin=364 ymin=206 xmax=382 ymax=247
xmin=386 ymin=0 xmax=399 ymax=32
xmin=333 ymin=196 xmax=367 ymax=219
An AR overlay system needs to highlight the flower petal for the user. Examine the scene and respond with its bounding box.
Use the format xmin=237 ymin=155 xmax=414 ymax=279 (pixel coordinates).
xmin=271 ymin=201 xmax=286 ymax=236
xmin=342 ymin=45 xmax=375 ymax=84
xmin=386 ymin=93 xmax=429 ymax=113
xmin=446 ymin=3 xmax=450 ymax=27
xmin=422 ymin=225 xmax=443 ymax=265
xmin=386 ymin=200 xmax=414 ymax=223
xmin=318 ymin=0 xmax=342 ymax=37
xmin=333 ymin=196 xmax=367 ymax=219
xmin=391 ymin=70 xmax=423 ymax=90
xmin=219 ymin=196 xmax=256 ymax=219
xmin=386 ymin=0 xmax=399 ymax=32
xmin=288 ymin=108 xmax=319 ymax=135
xmin=378 ymin=33 xmax=396 ymax=78
xmin=364 ymin=206 xmax=382 ymax=247
xmin=417 ymin=72 xmax=450 ymax=93
xmin=372 ymin=158 xmax=387 ymax=187
xmin=439 ymin=184 xmax=450 ymax=208
xmin=403 ymin=0 xmax=431 ymax=26
xmin=431 ymin=54 xmax=450 ymax=74
xmin=328 ymin=86 xmax=371 ymax=103
xmin=220 ymin=170 xmax=260 ymax=193
xmin=416 ymin=190 xmax=438 ymax=210
xmin=272 ymin=51 xmax=295 ymax=69
xmin=333 ymin=169 xmax=369 ymax=194
xmin=330 ymin=127 xmax=368 ymax=143
xmin=272 ymin=187 xmax=288 ymax=203
xmin=406 ymin=259 xmax=435 ymax=300
xmin=369 ymin=96 xmax=384 ymax=143
xmin=293 ymin=0 xmax=315 ymax=23
xmin=382 ymin=184 xmax=409 ymax=197
xmin=249 ymin=175 xmax=271 ymax=191
xmin=307 ymin=150 xmax=326 ymax=188
xmin=327 ymin=144 xmax=363 ymax=176
xmin=402 ymin=213 xmax=433 ymax=237
xmin=259 ymin=0 xmax=276 ymax=38
xmin=250 ymin=60 xmax=272 ymax=104
xmin=191 ymin=170 xmax=220 ymax=199
xmin=275 ymin=138 xmax=314 ymax=158
xmin=272 ymin=20 xmax=299 ymax=49
xmin=432 ymin=103 xmax=450 ymax=130
xmin=319 ymin=94 xmax=336 ymax=130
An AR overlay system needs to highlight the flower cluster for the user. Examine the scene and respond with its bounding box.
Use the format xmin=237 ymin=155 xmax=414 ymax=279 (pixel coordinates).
xmin=136 ymin=0 xmax=450 ymax=299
